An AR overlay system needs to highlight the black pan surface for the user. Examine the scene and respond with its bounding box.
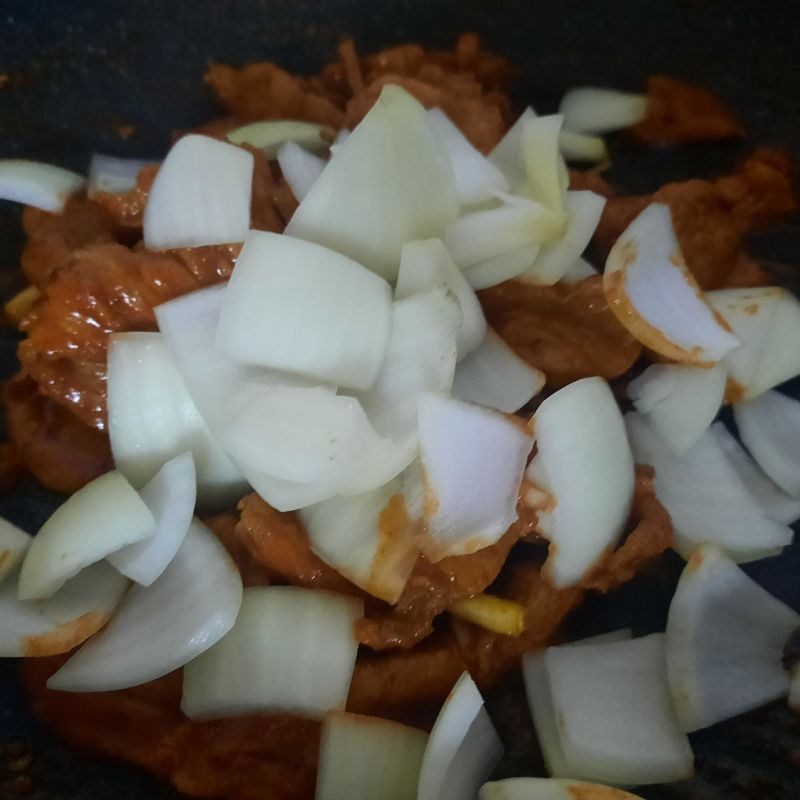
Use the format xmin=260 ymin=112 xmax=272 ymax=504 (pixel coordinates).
xmin=1 ymin=1 xmax=799 ymax=798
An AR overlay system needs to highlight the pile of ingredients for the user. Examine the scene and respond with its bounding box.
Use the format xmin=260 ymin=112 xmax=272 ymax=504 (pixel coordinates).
xmin=0 ymin=33 xmax=798 ymax=800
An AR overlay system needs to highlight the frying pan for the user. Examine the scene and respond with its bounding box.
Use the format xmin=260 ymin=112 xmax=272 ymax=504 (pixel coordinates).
xmin=0 ymin=1 xmax=799 ymax=798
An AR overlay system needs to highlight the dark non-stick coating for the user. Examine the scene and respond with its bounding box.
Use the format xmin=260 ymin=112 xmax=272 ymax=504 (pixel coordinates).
xmin=1 ymin=1 xmax=799 ymax=798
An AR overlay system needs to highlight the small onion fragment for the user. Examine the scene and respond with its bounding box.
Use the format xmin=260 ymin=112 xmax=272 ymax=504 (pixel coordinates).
xmin=226 ymin=119 xmax=330 ymax=157
xmin=0 ymin=562 xmax=127 ymax=657
xmin=560 ymin=256 xmax=598 ymax=284
xmin=143 ymin=134 xmax=253 ymax=250
xmin=734 ymin=390 xmax=800 ymax=497
xmin=488 ymin=107 xmax=537 ymax=189
xmin=87 ymin=154 xmax=153 ymax=197
xmin=527 ymin=378 xmax=634 ymax=588
xmin=558 ymin=130 xmax=609 ymax=163
xmin=523 ymin=635 xmax=694 ymax=785
xmin=665 ymin=544 xmax=800 ymax=732
xmin=286 ymin=85 xmax=458 ymax=279
xmin=18 ymin=471 xmax=154 ymax=601
xmin=480 ymin=778 xmax=643 ymax=800
xmin=417 ymin=672 xmax=503 ymax=800
xmin=452 ymin=329 xmax=545 ymax=413
xmin=559 ymin=88 xmax=648 ymax=134
xmin=48 ymin=520 xmax=242 ymax=692
xmin=216 ymin=231 xmax=392 ymax=390
xmin=426 ymin=108 xmax=510 ymax=206
xmin=625 ymin=412 xmax=792 ymax=561
xmin=707 ymin=287 xmax=800 ymax=400
xmin=396 ymin=238 xmax=487 ymax=358
xmin=181 ymin=586 xmax=363 ymax=719
xmin=417 ymin=393 xmax=533 ymax=560
xmin=106 ymin=452 xmax=197 ymax=586
xmin=316 ymin=711 xmax=428 ymax=800
xmin=0 ymin=519 xmax=32 ymax=585
xmin=276 ymin=142 xmax=326 ymax=201
xmin=521 ymin=115 xmax=566 ymax=213
xmin=0 ymin=159 xmax=86 ymax=212
xmin=463 ymin=244 xmax=540 ymax=291
xmin=604 ymin=203 xmax=740 ymax=364
xmin=627 ymin=363 xmax=727 ymax=456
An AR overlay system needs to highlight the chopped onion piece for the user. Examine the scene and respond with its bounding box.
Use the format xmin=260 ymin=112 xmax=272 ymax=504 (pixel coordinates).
xmin=480 ymin=778 xmax=643 ymax=800
xmin=521 ymin=115 xmax=566 ymax=214
xmin=666 ymin=544 xmax=800 ymax=732
xmin=396 ymin=238 xmax=486 ymax=358
xmin=522 ymin=191 xmax=606 ymax=285
xmin=417 ymin=394 xmax=533 ymax=560
xmin=143 ymin=134 xmax=253 ymax=250
xmin=418 ymin=672 xmax=503 ymax=800
xmin=18 ymin=471 xmax=154 ymax=601
xmin=226 ymin=119 xmax=330 ymax=157
xmin=604 ymin=203 xmax=740 ymax=364
xmin=0 ymin=159 xmax=85 ymax=212
xmin=559 ymin=88 xmax=648 ymax=134
xmin=106 ymin=452 xmax=196 ymax=586
xmin=488 ymin=107 xmax=536 ymax=190
xmin=707 ymin=287 xmax=800 ymax=399
xmin=243 ymin=468 xmax=343 ymax=513
xmin=570 ymin=629 xmax=633 ymax=647
xmin=286 ymin=85 xmax=458 ymax=279
xmin=558 ymin=130 xmax=609 ymax=163
xmin=560 ymin=256 xmax=598 ymax=283
xmin=48 ymin=520 xmax=242 ymax=692
xmin=181 ymin=586 xmax=362 ymax=719
xmin=216 ymin=231 xmax=391 ymax=390
xmin=734 ymin=390 xmax=800 ymax=496
xmin=276 ymin=141 xmax=326 ymax=201
xmin=299 ymin=478 xmax=418 ymax=603
xmin=339 ymin=433 xmax=419 ymax=497
xmin=426 ymin=108 xmax=510 ymax=206
xmin=625 ymin=413 xmax=792 ymax=561
xmin=87 ymin=154 xmax=152 ymax=197
xmin=329 ymin=128 xmax=351 ymax=155
xmin=523 ymin=634 xmax=693 ymax=785
xmin=317 ymin=711 xmax=427 ymax=800
xmin=107 ymin=331 xmax=247 ymax=507
xmin=710 ymin=422 xmax=800 ymax=524
xmin=527 ymin=378 xmax=634 ymax=587
xmin=0 ymin=562 xmax=127 ymax=657
xmin=627 ymin=363 xmax=727 ymax=456
xmin=452 ymin=329 xmax=544 ymax=412
xmin=463 ymin=244 xmax=540 ymax=290
xmin=0 ymin=519 xmax=31 ymax=586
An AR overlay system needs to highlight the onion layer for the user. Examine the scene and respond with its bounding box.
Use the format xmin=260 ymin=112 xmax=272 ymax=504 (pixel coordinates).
xmin=0 ymin=159 xmax=86 ymax=212
xmin=463 ymin=244 xmax=540 ymax=291
xmin=488 ymin=107 xmax=536 ymax=190
xmin=88 ymin=154 xmax=153 ymax=197
xmin=560 ymin=256 xmax=597 ymax=284
xmin=521 ymin=115 xmax=566 ymax=214
xmin=559 ymin=88 xmax=648 ymax=134
xmin=226 ymin=119 xmax=330 ymax=157
xmin=0 ymin=519 xmax=32 ymax=586
xmin=558 ymin=130 xmax=609 ymax=163
xmin=276 ymin=142 xmax=326 ymax=201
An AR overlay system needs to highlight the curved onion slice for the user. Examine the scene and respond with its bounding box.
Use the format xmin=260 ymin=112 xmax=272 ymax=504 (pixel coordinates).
xmin=276 ymin=141 xmax=326 ymax=201
xmin=243 ymin=468 xmax=342 ymax=513
xmin=143 ymin=134 xmax=253 ymax=250
xmin=286 ymin=85 xmax=458 ymax=280
xmin=0 ymin=159 xmax=85 ymax=212
xmin=396 ymin=238 xmax=486 ymax=358
xmin=710 ymin=422 xmax=800 ymax=524
xmin=181 ymin=586 xmax=362 ymax=719
xmin=480 ymin=778 xmax=643 ymax=800
xmin=299 ymin=478 xmax=417 ymax=603
xmin=0 ymin=519 xmax=32 ymax=585
xmin=0 ymin=562 xmax=127 ymax=657
xmin=452 ymin=329 xmax=544 ymax=413
xmin=87 ymin=154 xmax=152 ymax=197
xmin=355 ymin=288 xmax=459 ymax=439
xmin=665 ymin=544 xmax=800 ymax=732
xmin=106 ymin=452 xmax=196 ymax=586
xmin=527 ymin=378 xmax=634 ymax=588
xmin=604 ymin=204 xmax=740 ymax=365
xmin=521 ymin=115 xmax=566 ymax=213
xmin=417 ymin=672 xmax=503 ymax=800
xmin=558 ymin=130 xmax=609 ymax=163
xmin=463 ymin=244 xmax=540 ymax=291
xmin=107 ymin=331 xmax=246 ymax=507
xmin=48 ymin=520 xmax=242 ymax=692
xmin=317 ymin=711 xmax=428 ymax=800
xmin=523 ymin=635 xmax=693 ymax=785
xmin=560 ymin=256 xmax=598 ymax=284
xmin=18 ymin=471 xmax=154 ymax=601
xmin=627 ymin=363 xmax=727 ymax=456
xmin=734 ymin=390 xmax=800 ymax=497
xmin=226 ymin=119 xmax=330 ymax=157
xmin=417 ymin=394 xmax=533 ymax=560
xmin=216 ymin=231 xmax=391 ymax=390
xmin=426 ymin=108 xmax=509 ymax=206
xmin=488 ymin=107 xmax=537 ymax=189
xmin=559 ymin=88 xmax=648 ymax=134
xmin=707 ymin=287 xmax=800 ymax=400
xmin=625 ymin=412 xmax=792 ymax=561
